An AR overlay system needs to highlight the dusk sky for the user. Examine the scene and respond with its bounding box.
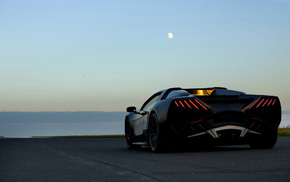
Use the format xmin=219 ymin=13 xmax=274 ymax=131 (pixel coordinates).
xmin=1 ymin=0 xmax=290 ymax=112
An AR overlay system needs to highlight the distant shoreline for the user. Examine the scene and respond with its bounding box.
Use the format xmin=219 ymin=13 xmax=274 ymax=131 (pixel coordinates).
xmin=32 ymin=134 xmax=125 ymax=138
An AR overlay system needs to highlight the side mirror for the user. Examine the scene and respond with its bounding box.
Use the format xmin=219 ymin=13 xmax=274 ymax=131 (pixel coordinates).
xmin=126 ymin=106 xmax=136 ymax=113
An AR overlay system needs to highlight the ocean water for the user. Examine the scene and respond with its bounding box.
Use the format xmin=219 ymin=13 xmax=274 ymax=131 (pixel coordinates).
xmin=281 ymin=112 xmax=290 ymax=127
xmin=0 ymin=112 xmax=126 ymax=138
xmin=0 ymin=111 xmax=289 ymax=138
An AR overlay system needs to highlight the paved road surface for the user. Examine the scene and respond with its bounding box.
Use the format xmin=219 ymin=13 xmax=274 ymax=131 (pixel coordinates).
xmin=1 ymin=137 xmax=290 ymax=182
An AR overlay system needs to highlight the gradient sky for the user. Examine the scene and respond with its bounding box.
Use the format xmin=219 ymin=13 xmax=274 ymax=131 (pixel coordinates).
xmin=1 ymin=0 xmax=290 ymax=112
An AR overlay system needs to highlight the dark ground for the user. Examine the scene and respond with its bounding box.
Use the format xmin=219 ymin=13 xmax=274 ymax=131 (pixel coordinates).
xmin=0 ymin=137 xmax=290 ymax=182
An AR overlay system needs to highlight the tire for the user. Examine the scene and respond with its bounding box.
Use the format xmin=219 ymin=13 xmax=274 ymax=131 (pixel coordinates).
xmin=125 ymin=119 xmax=140 ymax=149
xmin=249 ymin=130 xmax=278 ymax=149
xmin=148 ymin=113 xmax=166 ymax=152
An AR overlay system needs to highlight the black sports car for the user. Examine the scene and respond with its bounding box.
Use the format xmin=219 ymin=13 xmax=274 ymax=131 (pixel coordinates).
xmin=125 ymin=87 xmax=281 ymax=152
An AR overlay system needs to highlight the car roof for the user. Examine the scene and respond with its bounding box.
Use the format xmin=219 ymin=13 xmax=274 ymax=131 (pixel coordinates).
xmin=159 ymin=87 xmax=227 ymax=100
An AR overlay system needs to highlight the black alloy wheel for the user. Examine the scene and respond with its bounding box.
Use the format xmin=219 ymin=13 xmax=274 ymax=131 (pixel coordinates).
xmin=149 ymin=113 xmax=164 ymax=152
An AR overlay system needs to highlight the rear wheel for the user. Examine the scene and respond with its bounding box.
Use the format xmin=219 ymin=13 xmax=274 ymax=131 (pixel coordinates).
xmin=249 ymin=130 xmax=278 ymax=149
xmin=148 ymin=113 xmax=166 ymax=152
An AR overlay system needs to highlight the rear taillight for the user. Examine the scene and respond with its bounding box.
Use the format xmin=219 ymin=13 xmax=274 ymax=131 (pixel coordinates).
xmin=248 ymin=97 xmax=277 ymax=110
xmin=174 ymin=99 xmax=208 ymax=111
xmin=194 ymin=99 xmax=208 ymax=110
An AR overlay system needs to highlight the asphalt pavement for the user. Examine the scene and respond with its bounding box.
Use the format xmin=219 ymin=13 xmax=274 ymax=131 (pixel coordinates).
xmin=0 ymin=137 xmax=290 ymax=182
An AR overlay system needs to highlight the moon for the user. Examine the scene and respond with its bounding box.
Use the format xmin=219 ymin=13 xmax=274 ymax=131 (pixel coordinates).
xmin=168 ymin=33 xmax=173 ymax=39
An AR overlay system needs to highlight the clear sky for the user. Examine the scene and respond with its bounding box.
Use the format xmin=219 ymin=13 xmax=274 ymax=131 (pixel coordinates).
xmin=1 ymin=0 xmax=290 ymax=112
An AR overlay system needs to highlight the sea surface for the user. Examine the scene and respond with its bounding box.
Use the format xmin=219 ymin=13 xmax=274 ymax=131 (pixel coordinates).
xmin=0 ymin=112 xmax=126 ymax=138
xmin=0 ymin=111 xmax=289 ymax=138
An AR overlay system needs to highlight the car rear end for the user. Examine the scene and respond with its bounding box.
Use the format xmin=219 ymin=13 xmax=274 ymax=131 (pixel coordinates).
xmin=166 ymin=89 xmax=281 ymax=146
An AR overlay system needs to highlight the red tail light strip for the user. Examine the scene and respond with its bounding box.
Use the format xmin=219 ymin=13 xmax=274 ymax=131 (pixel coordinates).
xmin=184 ymin=100 xmax=191 ymax=109
xmin=175 ymin=101 xmax=179 ymax=107
xmin=174 ymin=99 xmax=208 ymax=110
xmin=249 ymin=98 xmax=260 ymax=109
xmin=256 ymin=98 xmax=265 ymax=108
xmin=190 ymin=119 xmax=204 ymax=125
xmin=249 ymin=98 xmax=277 ymax=110
xmin=179 ymin=101 xmax=185 ymax=108
xmin=251 ymin=117 xmax=262 ymax=122
xmin=267 ymin=99 xmax=273 ymax=106
xmin=262 ymin=99 xmax=269 ymax=107
xmin=195 ymin=99 xmax=208 ymax=110
xmin=189 ymin=100 xmax=199 ymax=109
